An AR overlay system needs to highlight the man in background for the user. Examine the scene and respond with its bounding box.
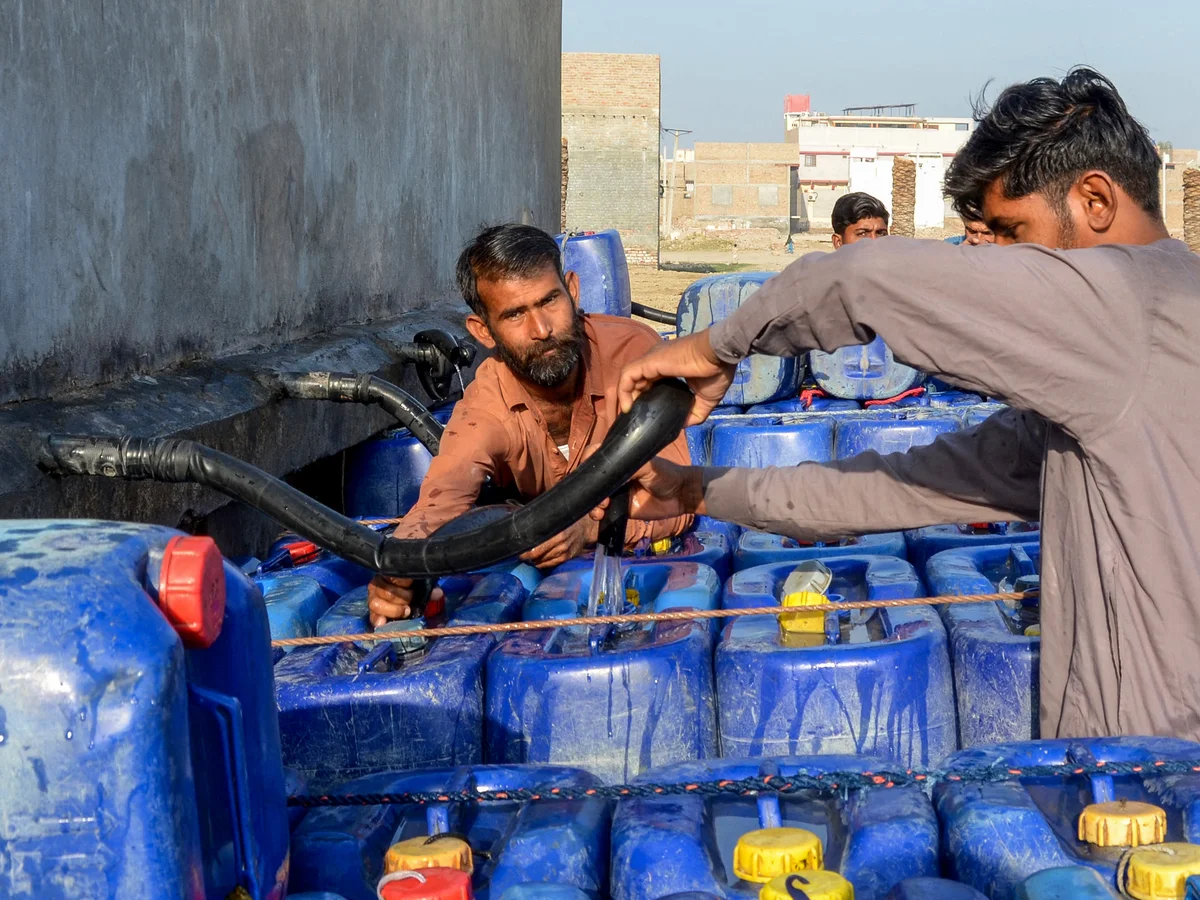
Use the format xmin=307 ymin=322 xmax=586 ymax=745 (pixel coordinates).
xmin=947 ymin=218 xmax=997 ymax=245
xmin=831 ymin=192 xmax=889 ymax=247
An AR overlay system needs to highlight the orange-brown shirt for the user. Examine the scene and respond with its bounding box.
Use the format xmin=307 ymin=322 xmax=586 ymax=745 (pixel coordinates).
xmin=393 ymin=314 xmax=693 ymax=545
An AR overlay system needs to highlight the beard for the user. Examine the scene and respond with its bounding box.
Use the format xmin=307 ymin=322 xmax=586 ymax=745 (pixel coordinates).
xmin=492 ymin=311 xmax=586 ymax=388
xmin=1052 ymin=194 xmax=1079 ymax=249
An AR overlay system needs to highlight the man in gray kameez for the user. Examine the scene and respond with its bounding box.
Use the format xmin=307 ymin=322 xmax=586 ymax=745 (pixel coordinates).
xmin=609 ymin=68 xmax=1200 ymax=741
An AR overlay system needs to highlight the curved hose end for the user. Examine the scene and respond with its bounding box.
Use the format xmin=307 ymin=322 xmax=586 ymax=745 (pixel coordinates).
xmin=276 ymin=371 xmax=330 ymax=396
xmin=39 ymin=434 xmax=130 ymax=477
xmin=276 ymin=372 xmax=369 ymax=403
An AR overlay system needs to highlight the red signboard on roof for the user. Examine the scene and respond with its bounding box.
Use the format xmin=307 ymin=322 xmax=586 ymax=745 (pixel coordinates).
xmin=784 ymin=94 xmax=811 ymax=114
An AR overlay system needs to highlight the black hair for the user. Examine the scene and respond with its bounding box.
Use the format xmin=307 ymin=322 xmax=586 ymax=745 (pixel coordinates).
xmin=944 ymin=67 xmax=1161 ymax=221
xmin=455 ymin=224 xmax=565 ymax=318
xmin=831 ymin=192 xmax=890 ymax=236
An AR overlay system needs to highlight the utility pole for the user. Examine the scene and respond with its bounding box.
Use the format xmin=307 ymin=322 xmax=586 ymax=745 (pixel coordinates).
xmin=663 ymin=127 xmax=692 ymax=238
xmin=1158 ymin=141 xmax=1174 ymax=225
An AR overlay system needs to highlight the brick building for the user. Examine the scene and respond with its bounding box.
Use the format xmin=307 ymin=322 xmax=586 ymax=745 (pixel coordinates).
xmin=686 ymin=142 xmax=796 ymax=231
xmin=562 ymin=53 xmax=661 ymax=265
xmin=1164 ymin=149 xmax=1200 ymax=237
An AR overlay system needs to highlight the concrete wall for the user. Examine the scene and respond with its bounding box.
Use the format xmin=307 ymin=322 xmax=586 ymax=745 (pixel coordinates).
xmin=0 ymin=0 xmax=561 ymax=552
xmin=0 ymin=0 xmax=561 ymax=404
xmin=562 ymin=53 xmax=660 ymax=265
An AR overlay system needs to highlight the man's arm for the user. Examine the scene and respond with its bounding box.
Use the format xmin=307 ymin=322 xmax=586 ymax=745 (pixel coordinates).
xmin=369 ymin=406 xmax=510 ymax=625
xmin=389 ymin=406 xmax=510 ymax=539
xmin=709 ymin=239 xmax=1148 ymax=442
xmin=703 ymin=408 xmax=1045 ymax=538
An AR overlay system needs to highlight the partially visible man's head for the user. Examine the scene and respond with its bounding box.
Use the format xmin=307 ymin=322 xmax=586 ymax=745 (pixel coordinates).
xmin=456 ymin=224 xmax=585 ymax=389
xmin=831 ymin=193 xmax=890 ymax=248
xmin=963 ymin=219 xmax=996 ymax=246
xmin=944 ymin=67 xmax=1162 ymax=249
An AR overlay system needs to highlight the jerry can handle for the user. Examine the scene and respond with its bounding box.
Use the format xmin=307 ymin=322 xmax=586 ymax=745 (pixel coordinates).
xmin=189 ymin=684 xmax=262 ymax=898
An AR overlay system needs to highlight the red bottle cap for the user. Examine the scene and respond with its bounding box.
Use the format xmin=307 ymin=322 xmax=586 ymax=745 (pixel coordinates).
xmin=286 ymin=541 xmax=320 ymax=565
xmin=377 ymin=869 xmax=473 ymax=900
xmin=157 ymin=536 xmax=226 ymax=648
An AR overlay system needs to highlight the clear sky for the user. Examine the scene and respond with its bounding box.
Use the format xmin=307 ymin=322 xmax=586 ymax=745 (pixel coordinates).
xmin=563 ymin=0 xmax=1199 ymax=151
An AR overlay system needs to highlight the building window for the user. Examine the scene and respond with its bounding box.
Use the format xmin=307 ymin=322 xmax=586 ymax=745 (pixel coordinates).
xmin=758 ymin=186 xmax=779 ymax=208
xmin=684 ymin=180 xmax=695 ymax=198
xmin=803 ymin=154 xmax=817 ymax=167
xmin=712 ymin=185 xmax=733 ymax=206
xmin=955 ymin=122 xmax=969 ymax=131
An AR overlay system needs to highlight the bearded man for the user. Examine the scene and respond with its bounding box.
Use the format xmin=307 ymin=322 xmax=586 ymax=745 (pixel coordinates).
xmin=366 ymin=223 xmax=693 ymax=623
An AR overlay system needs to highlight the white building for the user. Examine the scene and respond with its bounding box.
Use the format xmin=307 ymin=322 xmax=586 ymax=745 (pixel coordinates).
xmin=786 ymin=102 xmax=974 ymax=230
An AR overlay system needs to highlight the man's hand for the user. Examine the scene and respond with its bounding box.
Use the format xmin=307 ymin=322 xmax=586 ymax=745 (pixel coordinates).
xmin=520 ymin=516 xmax=600 ymax=569
xmin=367 ymin=576 xmax=445 ymax=628
xmin=591 ymin=457 xmax=707 ymax=522
xmin=618 ymin=331 xmax=736 ymax=426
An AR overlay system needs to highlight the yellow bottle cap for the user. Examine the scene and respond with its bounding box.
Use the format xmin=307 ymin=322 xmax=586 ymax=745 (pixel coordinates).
xmin=778 ymin=562 xmax=832 ymax=636
xmin=1122 ymin=842 xmax=1200 ymax=899
xmin=1078 ymin=801 xmax=1167 ymax=848
xmin=759 ymin=871 xmax=854 ymax=900
xmin=1024 ymin=624 xmax=1041 ymax=637
xmin=383 ymin=834 xmax=473 ymax=874
xmin=779 ymin=590 xmax=828 ymax=636
xmin=625 ymin=587 xmax=641 ymax=607
xmin=733 ymin=827 xmax=823 ymax=883
xmin=650 ymin=538 xmax=674 ymax=555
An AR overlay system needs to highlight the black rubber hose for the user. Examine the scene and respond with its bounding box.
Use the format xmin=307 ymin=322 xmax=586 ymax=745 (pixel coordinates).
xmin=276 ymin=373 xmax=444 ymax=455
xmin=630 ymin=301 xmax=678 ymax=326
xmin=598 ymin=486 xmax=631 ymax=555
xmin=40 ymin=379 xmax=693 ymax=578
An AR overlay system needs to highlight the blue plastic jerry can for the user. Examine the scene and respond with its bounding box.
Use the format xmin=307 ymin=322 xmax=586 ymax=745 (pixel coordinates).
xmin=887 ymin=879 xmax=988 ymax=899
xmin=1016 ymin=866 xmax=1120 ymax=898
xmin=676 ymin=272 xmax=801 ymax=405
xmin=557 ymin=229 xmax=633 ymax=317
xmin=936 ymin=737 xmax=1200 ymax=898
xmin=610 ymin=755 xmax=938 ymax=900
xmin=709 ymin=416 xmax=834 ymax=468
xmin=276 ymin=569 xmax=533 ymax=791
xmin=925 ymin=542 xmax=1042 ymax=746
xmin=808 ymin=336 xmax=924 ymax=400
xmin=719 ymin=556 xmax=955 ymax=767
xmin=487 ymin=561 xmax=721 ymax=783
xmin=0 ymin=520 xmax=288 ymax=900
xmin=344 ymin=404 xmax=456 ymax=518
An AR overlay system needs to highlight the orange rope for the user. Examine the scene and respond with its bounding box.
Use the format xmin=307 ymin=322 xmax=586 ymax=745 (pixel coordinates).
xmin=270 ymin=589 xmax=1035 ymax=648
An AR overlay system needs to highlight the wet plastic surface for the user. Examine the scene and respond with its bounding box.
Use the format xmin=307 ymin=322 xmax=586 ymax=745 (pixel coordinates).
xmin=925 ymin=543 xmax=1042 ymax=746
xmin=0 ymin=520 xmax=287 ymax=899
xmin=720 ymin=556 xmax=955 ymax=766
xmin=610 ymin=756 xmax=939 ymax=900
xmin=486 ymin=562 xmax=721 ymax=783
xmin=676 ymin=273 xmax=800 ymax=406
xmin=936 ymin=738 xmax=1200 ymax=900
xmin=289 ymin=764 xmax=610 ymax=900
xmin=734 ymin=531 xmax=907 ymax=572
xmin=808 ymin=337 xmax=924 ymax=400
xmin=275 ymin=567 xmax=536 ymax=791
